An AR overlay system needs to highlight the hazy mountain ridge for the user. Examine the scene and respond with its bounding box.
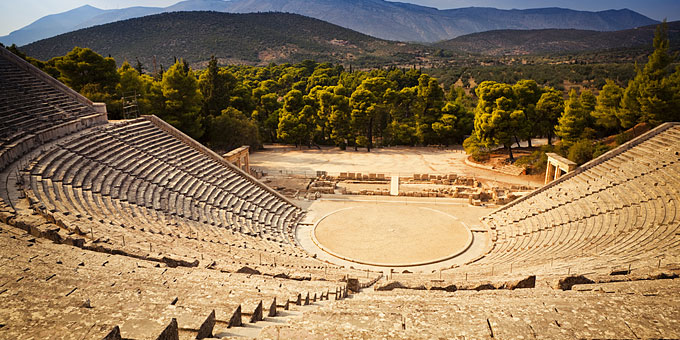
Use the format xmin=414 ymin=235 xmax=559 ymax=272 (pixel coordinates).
xmin=435 ymin=21 xmax=680 ymax=56
xmin=1 ymin=0 xmax=658 ymax=45
xmin=19 ymin=11 xmax=429 ymax=68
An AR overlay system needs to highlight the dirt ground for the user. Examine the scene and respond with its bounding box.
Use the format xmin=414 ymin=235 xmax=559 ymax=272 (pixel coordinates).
xmin=251 ymin=144 xmax=544 ymax=187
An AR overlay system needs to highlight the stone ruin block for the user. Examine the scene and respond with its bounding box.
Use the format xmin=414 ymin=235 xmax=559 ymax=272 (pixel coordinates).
xmin=355 ymin=173 xmax=362 ymax=179
xmin=103 ymin=326 xmax=122 ymax=340
xmin=347 ymin=278 xmax=361 ymax=292
xmin=377 ymin=173 xmax=385 ymax=180
xmin=413 ymin=174 xmax=421 ymax=180
xmin=249 ymin=301 xmax=263 ymax=323
xmin=347 ymin=173 xmax=355 ymax=179
xmin=155 ymin=318 xmax=179 ymax=340
xmin=228 ymin=305 xmax=242 ymax=328
xmin=363 ymin=175 xmax=369 ymax=180
xmin=196 ymin=310 xmax=216 ymax=339
xmin=268 ymin=298 xmax=277 ymax=317
xmin=339 ymin=172 xmax=347 ymax=179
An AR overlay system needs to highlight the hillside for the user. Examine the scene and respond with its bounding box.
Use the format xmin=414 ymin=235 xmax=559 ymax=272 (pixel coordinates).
xmin=20 ymin=11 xmax=430 ymax=68
xmin=228 ymin=1 xmax=657 ymax=42
xmin=435 ymin=21 xmax=680 ymax=56
xmin=2 ymin=0 xmax=658 ymax=45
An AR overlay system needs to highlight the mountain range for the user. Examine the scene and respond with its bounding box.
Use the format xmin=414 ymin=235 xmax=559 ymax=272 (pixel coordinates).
xmin=435 ymin=21 xmax=680 ymax=56
xmin=19 ymin=12 xmax=429 ymax=68
xmin=1 ymin=0 xmax=659 ymax=45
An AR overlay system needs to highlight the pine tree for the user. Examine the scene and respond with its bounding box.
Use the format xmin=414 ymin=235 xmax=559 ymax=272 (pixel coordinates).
xmin=592 ymin=80 xmax=623 ymax=131
xmin=535 ymin=87 xmax=564 ymax=145
xmin=160 ymin=59 xmax=204 ymax=140
xmin=555 ymin=90 xmax=587 ymax=145
xmin=620 ymin=21 xmax=678 ymax=127
xmin=472 ymin=81 xmax=519 ymax=160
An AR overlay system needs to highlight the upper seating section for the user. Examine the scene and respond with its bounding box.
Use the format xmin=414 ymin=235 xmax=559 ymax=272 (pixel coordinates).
xmin=0 ymin=47 xmax=107 ymax=171
xmin=25 ymin=117 xmax=303 ymax=245
xmin=471 ymin=123 xmax=680 ymax=276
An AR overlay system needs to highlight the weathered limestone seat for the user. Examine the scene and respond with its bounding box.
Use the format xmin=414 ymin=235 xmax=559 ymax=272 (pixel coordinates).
xmin=0 ymin=225 xmax=345 ymax=339
xmin=460 ymin=123 xmax=680 ymax=279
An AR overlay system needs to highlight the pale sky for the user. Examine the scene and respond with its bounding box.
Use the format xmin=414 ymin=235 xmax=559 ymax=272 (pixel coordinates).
xmin=1 ymin=0 xmax=678 ymax=36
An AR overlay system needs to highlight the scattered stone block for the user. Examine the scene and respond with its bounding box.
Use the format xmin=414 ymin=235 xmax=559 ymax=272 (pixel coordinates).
xmin=554 ymin=275 xmax=595 ymax=290
xmin=429 ymin=284 xmax=457 ymax=292
xmin=375 ymin=281 xmax=407 ymax=291
xmin=162 ymin=257 xmax=198 ymax=268
xmin=268 ymin=298 xmax=277 ymax=317
xmin=250 ymin=301 xmax=263 ymax=323
xmin=103 ymin=326 xmax=122 ymax=340
xmin=236 ymin=266 xmax=261 ymax=275
xmin=155 ymin=318 xmax=179 ymax=340
xmin=228 ymin=305 xmax=242 ymax=328
xmin=196 ymin=310 xmax=216 ymax=339
xmin=503 ymin=275 xmax=536 ymax=290
xmin=474 ymin=283 xmax=496 ymax=291
xmin=346 ymin=278 xmax=360 ymax=293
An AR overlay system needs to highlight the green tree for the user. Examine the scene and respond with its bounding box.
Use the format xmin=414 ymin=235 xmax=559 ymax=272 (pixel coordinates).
xmin=512 ymin=79 xmax=542 ymax=147
xmin=535 ymin=87 xmax=564 ymax=145
xmin=386 ymin=87 xmax=418 ymax=145
xmin=206 ymin=107 xmax=260 ymax=151
xmin=592 ymin=80 xmax=623 ymax=131
xmin=277 ymin=89 xmax=313 ymax=147
xmin=160 ymin=59 xmax=204 ymax=140
xmin=472 ymin=81 xmax=519 ymax=160
xmin=414 ymin=74 xmax=445 ymax=145
xmin=53 ymin=47 xmax=119 ymax=93
xmin=350 ymin=77 xmax=391 ymax=151
xmin=555 ymin=90 xmax=588 ymax=145
xmin=567 ymin=139 xmax=594 ymax=165
xmin=114 ymin=61 xmax=153 ymax=119
xmin=432 ymin=101 xmax=473 ymax=145
xmin=620 ymin=21 xmax=678 ymax=127
xmin=350 ymin=88 xmax=378 ymax=151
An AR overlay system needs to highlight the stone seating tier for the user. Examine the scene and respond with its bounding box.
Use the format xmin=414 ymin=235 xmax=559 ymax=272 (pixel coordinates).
xmin=466 ymin=124 xmax=680 ymax=279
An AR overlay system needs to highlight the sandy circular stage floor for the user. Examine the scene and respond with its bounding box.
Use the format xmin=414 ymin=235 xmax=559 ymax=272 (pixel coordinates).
xmin=313 ymin=206 xmax=472 ymax=267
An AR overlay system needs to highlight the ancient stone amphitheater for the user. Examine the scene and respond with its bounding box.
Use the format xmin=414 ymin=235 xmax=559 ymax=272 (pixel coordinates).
xmin=1 ymin=47 xmax=679 ymax=339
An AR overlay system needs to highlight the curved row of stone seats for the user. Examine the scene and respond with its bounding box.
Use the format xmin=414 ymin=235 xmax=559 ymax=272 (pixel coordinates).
xmin=0 ymin=47 xmax=107 ymax=181
xmin=0 ymin=223 xmax=346 ymax=339
xmin=467 ymin=123 xmax=680 ymax=278
xmin=24 ymin=170 xmax=328 ymax=275
xmin=273 ymin=280 xmax=680 ymax=339
xmin=26 ymin=118 xmax=301 ymax=244
xmin=18 ymin=118 xmax=378 ymax=281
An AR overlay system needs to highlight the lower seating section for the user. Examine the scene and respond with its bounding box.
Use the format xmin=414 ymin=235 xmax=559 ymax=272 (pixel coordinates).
xmin=0 ymin=223 xmax=346 ymax=339
xmin=269 ymin=281 xmax=680 ymax=339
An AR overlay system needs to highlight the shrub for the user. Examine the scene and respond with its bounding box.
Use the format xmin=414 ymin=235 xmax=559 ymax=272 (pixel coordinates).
xmin=567 ymin=139 xmax=594 ymax=165
xmin=515 ymin=147 xmax=551 ymax=174
xmin=463 ymin=135 xmax=489 ymax=162
xmin=592 ymin=143 xmax=614 ymax=159
xmin=615 ymin=132 xmax=632 ymax=146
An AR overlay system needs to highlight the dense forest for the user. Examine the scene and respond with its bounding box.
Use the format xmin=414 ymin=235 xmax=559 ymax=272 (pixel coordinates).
xmin=6 ymin=22 xmax=680 ymax=168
